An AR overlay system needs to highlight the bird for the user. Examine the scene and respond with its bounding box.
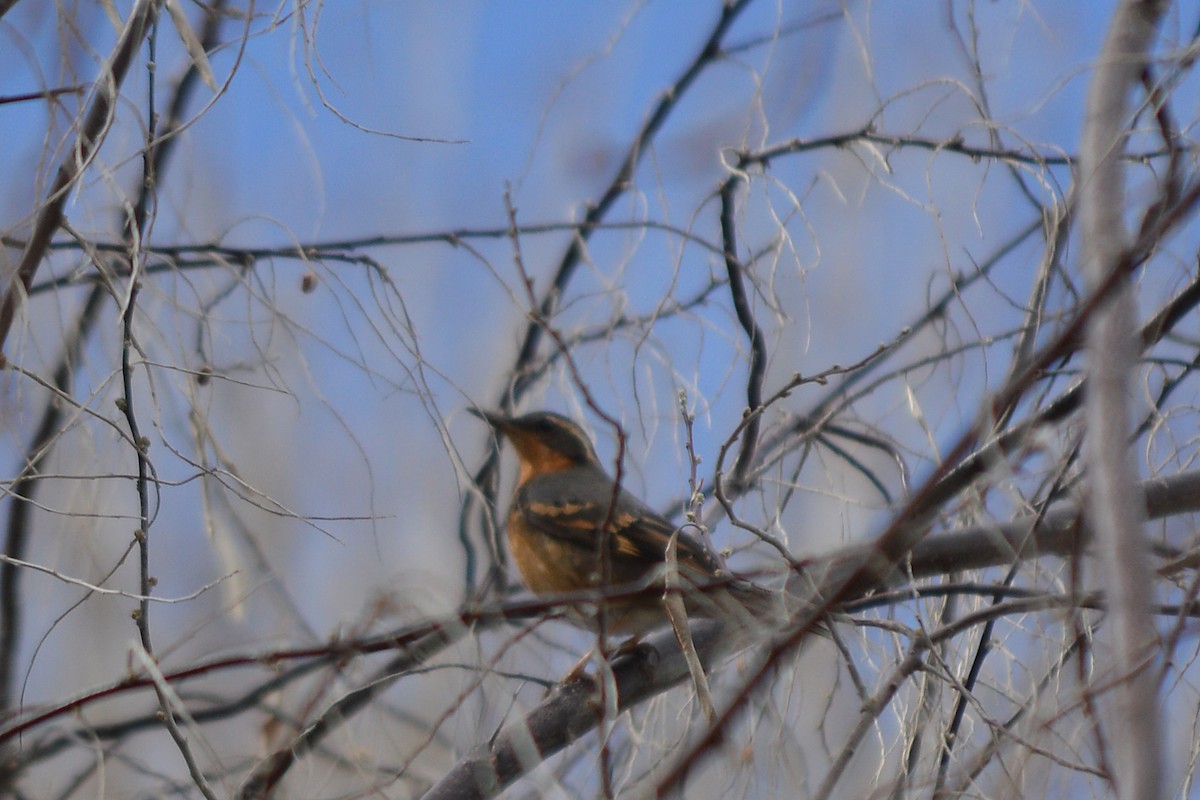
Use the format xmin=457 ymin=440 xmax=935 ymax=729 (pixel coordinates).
xmin=471 ymin=409 xmax=782 ymax=637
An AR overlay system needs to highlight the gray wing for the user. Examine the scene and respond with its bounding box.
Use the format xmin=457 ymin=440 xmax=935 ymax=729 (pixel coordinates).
xmin=513 ymin=465 xmax=723 ymax=578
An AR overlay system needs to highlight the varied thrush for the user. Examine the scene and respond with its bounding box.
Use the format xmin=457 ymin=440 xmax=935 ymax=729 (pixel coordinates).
xmin=473 ymin=409 xmax=780 ymax=635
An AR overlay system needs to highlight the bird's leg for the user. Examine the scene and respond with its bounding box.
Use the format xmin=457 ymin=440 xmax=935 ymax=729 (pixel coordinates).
xmin=560 ymin=631 xmax=646 ymax=683
xmin=562 ymin=648 xmax=595 ymax=683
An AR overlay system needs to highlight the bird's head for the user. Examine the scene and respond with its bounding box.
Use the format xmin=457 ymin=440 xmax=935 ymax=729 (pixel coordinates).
xmin=471 ymin=409 xmax=599 ymax=479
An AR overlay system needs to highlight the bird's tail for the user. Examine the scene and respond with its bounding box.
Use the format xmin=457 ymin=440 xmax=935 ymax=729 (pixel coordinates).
xmin=682 ymin=577 xmax=788 ymax=633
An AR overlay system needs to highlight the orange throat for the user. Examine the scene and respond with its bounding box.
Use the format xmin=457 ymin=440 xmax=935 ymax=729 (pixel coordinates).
xmin=508 ymin=434 xmax=579 ymax=482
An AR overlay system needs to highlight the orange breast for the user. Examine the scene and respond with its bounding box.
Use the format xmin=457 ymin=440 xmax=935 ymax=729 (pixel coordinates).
xmin=506 ymin=511 xmax=676 ymax=634
xmin=506 ymin=510 xmax=595 ymax=595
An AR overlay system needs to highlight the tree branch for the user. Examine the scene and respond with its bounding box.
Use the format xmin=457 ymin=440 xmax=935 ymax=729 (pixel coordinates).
xmin=1079 ymin=2 xmax=1169 ymax=798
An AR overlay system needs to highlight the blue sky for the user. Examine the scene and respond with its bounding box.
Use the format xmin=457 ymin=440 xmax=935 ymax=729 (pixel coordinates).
xmin=0 ymin=0 xmax=1156 ymax=653
xmin=4 ymin=1 xmax=1200 ymax=795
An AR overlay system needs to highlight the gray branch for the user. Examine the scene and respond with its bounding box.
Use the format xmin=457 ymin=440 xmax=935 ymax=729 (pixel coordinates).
xmin=422 ymin=469 xmax=1200 ymax=800
xmin=1079 ymin=2 xmax=1170 ymax=799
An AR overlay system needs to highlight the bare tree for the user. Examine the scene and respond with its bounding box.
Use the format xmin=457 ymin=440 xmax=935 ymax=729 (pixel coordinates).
xmin=1 ymin=2 xmax=1198 ymax=798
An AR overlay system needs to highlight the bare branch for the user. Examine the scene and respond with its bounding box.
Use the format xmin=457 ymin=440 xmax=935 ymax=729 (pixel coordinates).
xmin=1079 ymin=3 xmax=1170 ymax=798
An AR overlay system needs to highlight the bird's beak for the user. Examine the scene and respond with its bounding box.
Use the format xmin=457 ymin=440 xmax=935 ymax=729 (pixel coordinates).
xmin=468 ymin=408 xmax=513 ymax=431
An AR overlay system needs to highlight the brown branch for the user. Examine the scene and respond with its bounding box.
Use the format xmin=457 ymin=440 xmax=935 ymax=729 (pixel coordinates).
xmin=422 ymin=468 xmax=1200 ymax=800
xmin=459 ymin=0 xmax=755 ymax=597
xmin=737 ymin=126 xmax=1180 ymax=170
xmin=505 ymin=0 xmax=754 ymax=403
xmin=0 ymin=84 xmax=87 ymax=106
xmin=655 ymin=206 xmax=1197 ymax=788
xmin=237 ymin=624 xmax=469 ymax=799
xmin=0 ymin=0 xmax=227 ymax=718
xmin=0 ymin=0 xmax=159 ymax=356
xmin=0 ymin=289 xmax=102 ymax=711
xmin=718 ymin=173 xmax=767 ymax=485
xmin=5 ymin=464 xmax=1200 ymax=790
